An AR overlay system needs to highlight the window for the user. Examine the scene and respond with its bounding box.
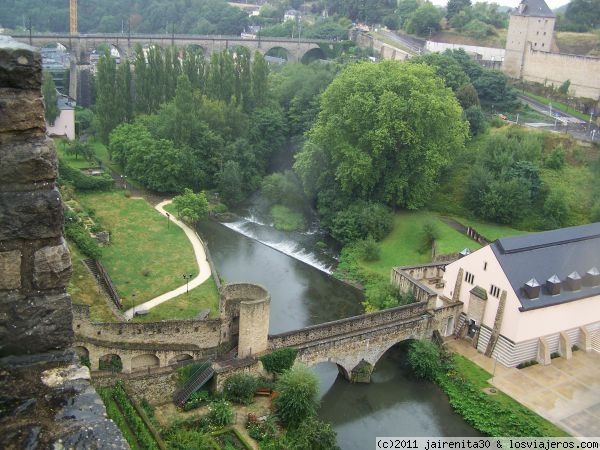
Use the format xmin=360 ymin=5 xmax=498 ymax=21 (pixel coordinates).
xmin=483 ymin=262 xmax=488 ymax=271
xmin=490 ymin=285 xmax=501 ymax=298
xmin=542 ymin=43 xmax=545 ymax=47
xmin=536 ymin=31 xmax=539 ymax=35
xmin=543 ymin=32 xmax=546 ymax=35
xmin=465 ymin=271 xmax=475 ymax=284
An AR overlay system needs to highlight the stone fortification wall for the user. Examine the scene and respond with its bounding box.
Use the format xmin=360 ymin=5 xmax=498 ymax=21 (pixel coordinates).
xmin=73 ymin=304 xmax=222 ymax=349
xmin=269 ymin=301 xmax=428 ymax=349
xmin=237 ymin=285 xmax=270 ymax=358
xmin=522 ymin=48 xmax=600 ymax=99
xmin=93 ymin=367 xmax=179 ymax=405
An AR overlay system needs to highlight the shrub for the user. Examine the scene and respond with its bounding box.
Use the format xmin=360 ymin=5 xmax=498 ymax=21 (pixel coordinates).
xmin=223 ymin=373 xmax=259 ymax=405
xmin=207 ymin=399 xmax=234 ymax=427
xmin=65 ymin=220 xmax=102 ymax=260
xmin=544 ymin=146 xmax=566 ymax=170
xmin=273 ymin=365 xmax=319 ymax=429
xmin=58 ymin=158 xmax=113 ymax=191
xmin=285 ymin=416 xmax=340 ymax=450
xmin=357 ymin=236 xmax=380 ymax=262
xmin=246 ymin=416 xmax=278 ymax=442
xmin=406 ymin=340 xmax=443 ymax=381
xmin=270 ymin=205 xmax=306 ymax=232
xmin=260 ymin=348 xmax=298 ymax=375
xmin=363 ymin=280 xmax=415 ymax=313
xmin=183 ymin=389 xmax=211 ymax=411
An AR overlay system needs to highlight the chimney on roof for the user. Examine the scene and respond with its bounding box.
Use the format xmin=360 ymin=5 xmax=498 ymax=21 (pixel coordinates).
xmin=566 ymin=271 xmax=582 ymax=291
xmin=524 ymin=278 xmax=540 ymax=299
xmin=584 ymin=267 xmax=600 ymax=287
xmin=546 ymin=274 xmax=561 ymax=295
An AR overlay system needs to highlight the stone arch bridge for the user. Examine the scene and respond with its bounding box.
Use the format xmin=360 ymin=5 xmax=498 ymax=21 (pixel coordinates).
xmin=11 ymin=33 xmax=329 ymax=63
xmin=72 ymin=280 xmax=461 ymax=383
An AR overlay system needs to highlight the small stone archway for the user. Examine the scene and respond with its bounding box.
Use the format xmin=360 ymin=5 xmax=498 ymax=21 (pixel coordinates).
xmin=168 ymin=354 xmax=193 ymax=366
xmin=131 ymin=354 xmax=160 ymax=372
xmin=99 ymin=353 xmax=123 ymax=373
xmin=73 ymin=345 xmax=89 ymax=359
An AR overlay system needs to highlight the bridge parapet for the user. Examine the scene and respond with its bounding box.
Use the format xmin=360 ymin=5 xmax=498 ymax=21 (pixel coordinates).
xmin=268 ymin=301 xmax=428 ymax=349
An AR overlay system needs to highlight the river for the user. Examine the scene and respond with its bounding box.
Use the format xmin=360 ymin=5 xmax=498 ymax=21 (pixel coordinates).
xmin=196 ymin=211 xmax=478 ymax=449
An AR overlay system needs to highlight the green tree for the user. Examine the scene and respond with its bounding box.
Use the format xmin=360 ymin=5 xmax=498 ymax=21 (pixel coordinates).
xmin=543 ymin=189 xmax=570 ymax=229
xmin=65 ymin=140 xmax=94 ymax=160
xmin=295 ymin=61 xmax=468 ymax=218
xmin=405 ymin=2 xmax=443 ymax=37
xmin=558 ymin=79 xmax=571 ymax=95
xmin=446 ymin=0 xmax=471 ymax=20
xmin=172 ymin=188 xmax=209 ymax=223
xmin=565 ymin=0 xmax=600 ymax=31
xmin=251 ymin=52 xmax=269 ymax=108
xmin=42 ymin=71 xmax=59 ymax=125
xmin=95 ymin=52 xmax=118 ymax=143
xmin=273 ymin=365 xmax=319 ymax=429
xmin=464 ymin=106 xmax=487 ymax=136
xmin=407 ymin=340 xmax=443 ymax=381
xmin=410 ymin=52 xmax=470 ymax=92
xmin=217 ymin=160 xmax=244 ymax=205
xmin=456 ymin=83 xmax=480 ymax=109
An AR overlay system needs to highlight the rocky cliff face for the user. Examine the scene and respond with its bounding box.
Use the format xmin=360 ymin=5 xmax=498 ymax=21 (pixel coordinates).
xmin=0 ymin=36 xmax=128 ymax=449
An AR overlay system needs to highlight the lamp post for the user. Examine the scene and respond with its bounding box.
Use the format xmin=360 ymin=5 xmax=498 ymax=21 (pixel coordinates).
xmin=183 ymin=273 xmax=193 ymax=294
xmin=166 ymin=212 xmax=170 ymax=230
xmin=131 ymin=292 xmax=136 ymax=317
xmin=120 ymin=174 xmax=127 ymax=190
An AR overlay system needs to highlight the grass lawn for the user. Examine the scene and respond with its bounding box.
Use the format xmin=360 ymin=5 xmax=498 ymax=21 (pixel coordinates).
xmin=133 ymin=277 xmax=220 ymax=322
xmin=68 ymin=243 xmax=118 ymax=322
xmin=449 ymin=354 xmax=569 ymax=437
xmin=358 ymin=211 xmax=481 ymax=277
xmin=76 ymin=191 xmax=220 ymax=317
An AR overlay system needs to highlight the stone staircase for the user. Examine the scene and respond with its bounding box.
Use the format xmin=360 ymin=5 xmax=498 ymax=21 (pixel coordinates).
xmin=173 ymin=361 xmax=214 ymax=407
xmin=83 ymin=259 xmax=121 ymax=309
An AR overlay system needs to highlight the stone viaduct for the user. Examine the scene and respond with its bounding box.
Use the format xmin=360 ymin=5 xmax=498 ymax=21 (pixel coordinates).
xmin=10 ymin=33 xmax=328 ymax=63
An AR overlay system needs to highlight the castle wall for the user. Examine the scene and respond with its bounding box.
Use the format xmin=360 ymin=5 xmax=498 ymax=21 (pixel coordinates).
xmin=521 ymin=49 xmax=600 ymax=99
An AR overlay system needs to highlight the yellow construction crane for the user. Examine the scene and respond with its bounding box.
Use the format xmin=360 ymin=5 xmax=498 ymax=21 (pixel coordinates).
xmin=70 ymin=0 xmax=77 ymax=34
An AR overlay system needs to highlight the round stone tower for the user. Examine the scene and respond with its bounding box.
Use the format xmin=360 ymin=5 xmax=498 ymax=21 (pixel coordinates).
xmin=220 ymin=283 xmax=271 ymax=358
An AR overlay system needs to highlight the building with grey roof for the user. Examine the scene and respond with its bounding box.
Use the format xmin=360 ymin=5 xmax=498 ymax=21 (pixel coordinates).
xmin=441 ymin=222 xmax=600 ymax=367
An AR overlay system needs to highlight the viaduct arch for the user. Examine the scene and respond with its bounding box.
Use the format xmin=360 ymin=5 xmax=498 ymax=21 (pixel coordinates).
xmin=10 ymin=33 xmax=327 ymax=63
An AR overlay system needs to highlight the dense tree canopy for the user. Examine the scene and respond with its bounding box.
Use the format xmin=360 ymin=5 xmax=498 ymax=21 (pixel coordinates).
xmin=3 ymin=0 xmax=248 ymax=34
xmin=295 ymin=61 xmax=468 ymax=232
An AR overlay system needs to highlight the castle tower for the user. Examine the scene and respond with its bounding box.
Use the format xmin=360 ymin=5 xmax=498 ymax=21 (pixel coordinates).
xmin=504 ymin=0 xmax=555 ymax=79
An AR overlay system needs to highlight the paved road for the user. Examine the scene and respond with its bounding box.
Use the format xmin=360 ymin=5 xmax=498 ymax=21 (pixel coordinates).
xmin=123 ymin=199 xmax=212 ymax=320
xmin=377 ymin=29 xmax=425 ymax=55
xmin=518 ymin=94 xmax=598 ymax=142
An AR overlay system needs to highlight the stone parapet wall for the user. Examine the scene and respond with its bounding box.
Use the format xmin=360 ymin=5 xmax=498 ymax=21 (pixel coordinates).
xmin=268 ymin=301 xmax=428 ymax=349
xmin=0 ymin=38 xmax=73 ymax=355
xmin=391 ymin=267 xmax=439 ymax=305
